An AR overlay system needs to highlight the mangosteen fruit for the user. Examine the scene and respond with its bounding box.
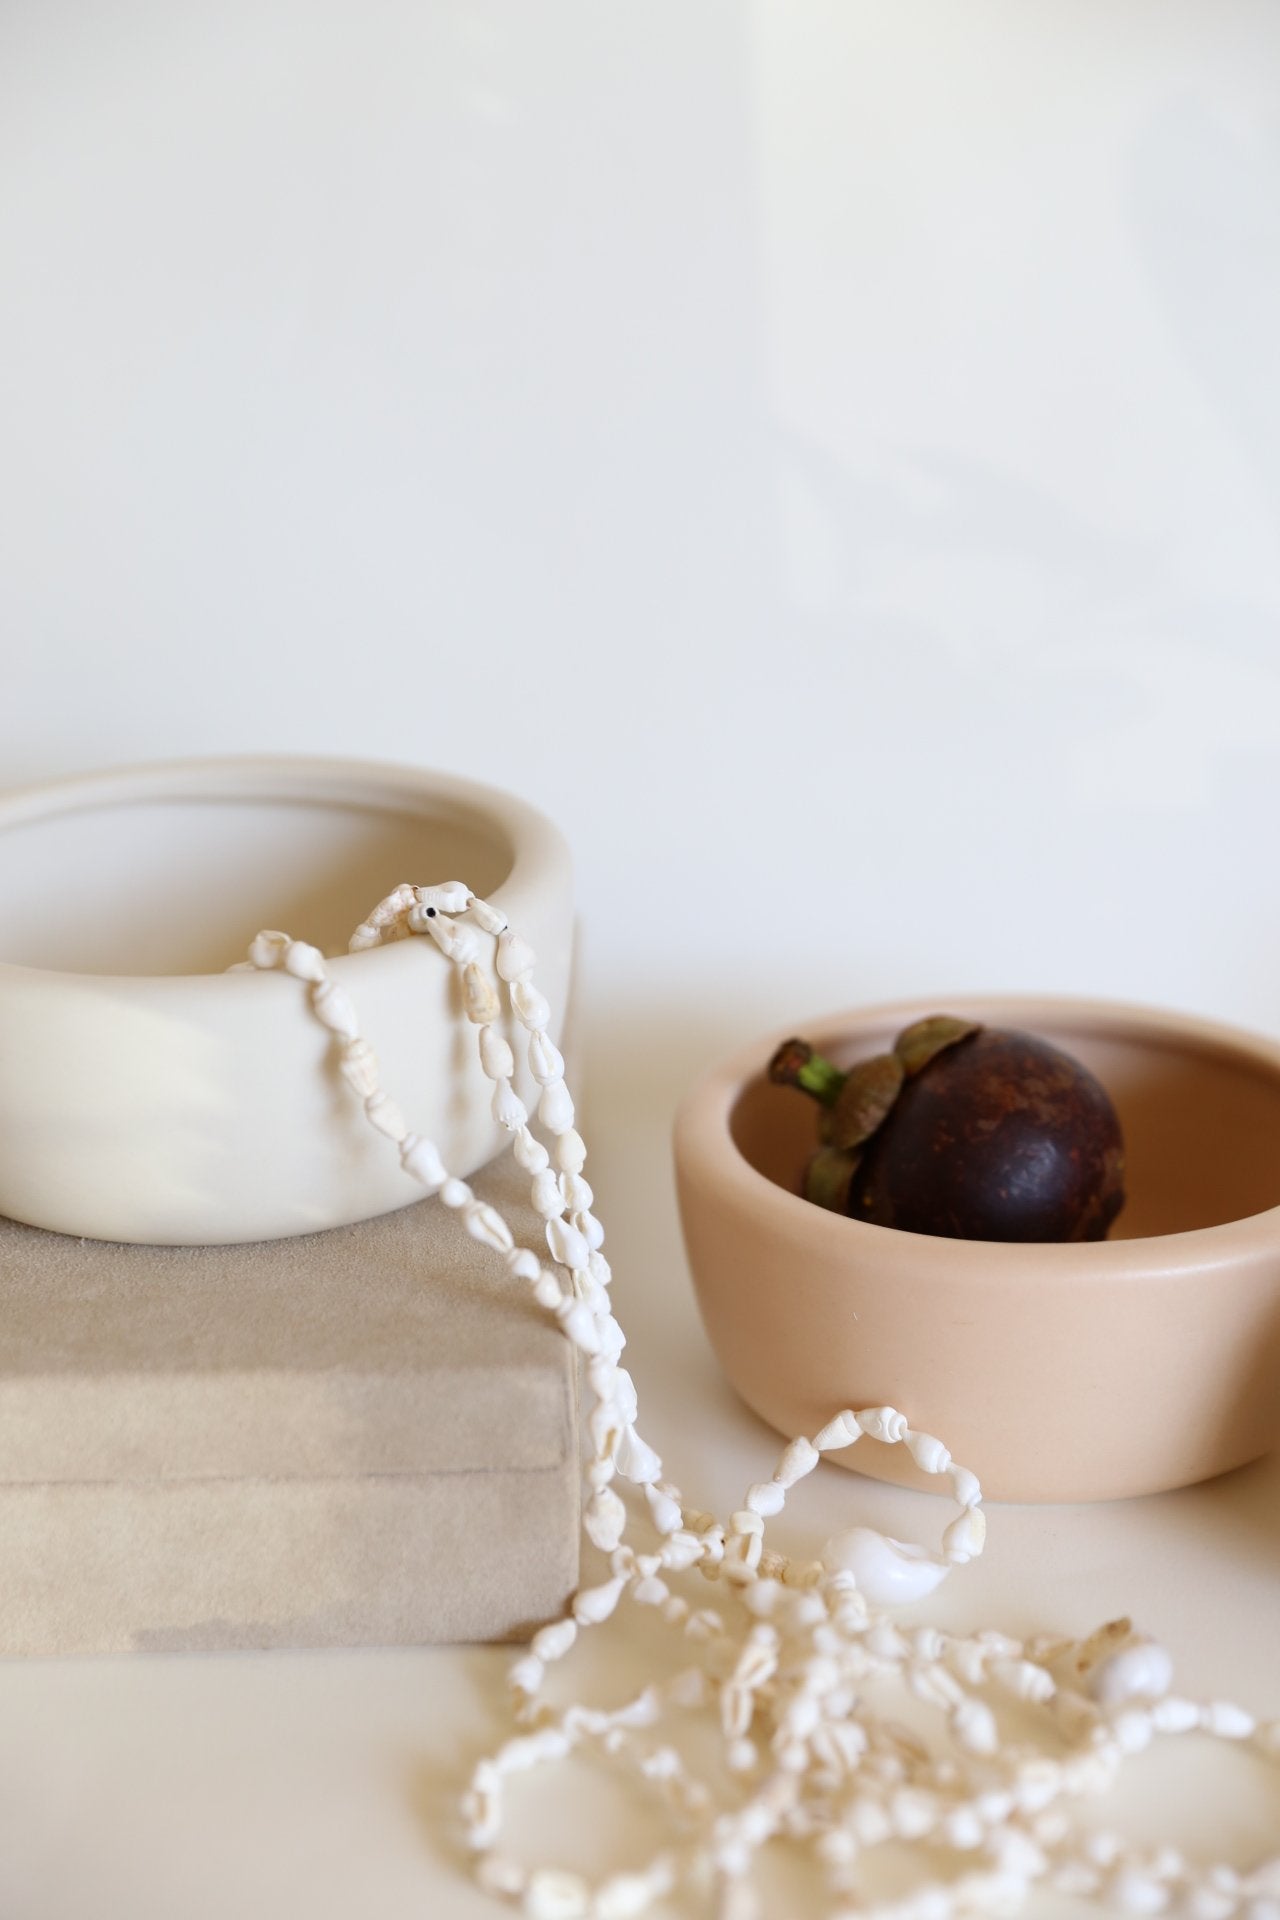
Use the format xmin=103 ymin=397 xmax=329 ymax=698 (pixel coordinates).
xmin=769 ymin=1015 xmax=1125 ymax=1243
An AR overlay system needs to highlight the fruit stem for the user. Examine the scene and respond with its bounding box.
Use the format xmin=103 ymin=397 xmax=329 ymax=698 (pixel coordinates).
xmin=768 ymin=1038 xmax=846 ymax=1107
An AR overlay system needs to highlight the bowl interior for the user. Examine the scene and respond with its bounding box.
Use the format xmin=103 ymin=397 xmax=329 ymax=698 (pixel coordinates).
xmin=0 ymin=785 xmax=512 ymax=976
xmin=730 ymin=1010 xmax=1280 ymax=1239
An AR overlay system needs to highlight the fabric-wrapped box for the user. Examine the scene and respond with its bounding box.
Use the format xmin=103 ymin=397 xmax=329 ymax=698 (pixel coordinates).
xmin=0 ymin=1155 xmax=579 ymax=1654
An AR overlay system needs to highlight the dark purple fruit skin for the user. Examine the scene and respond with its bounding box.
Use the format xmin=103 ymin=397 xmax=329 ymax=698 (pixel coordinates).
xmin=847 ymin=1029 xmax=1125 ymax=1243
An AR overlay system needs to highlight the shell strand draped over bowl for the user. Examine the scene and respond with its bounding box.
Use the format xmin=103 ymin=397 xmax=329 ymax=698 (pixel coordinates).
xmin=234 ymin=890 xmax=1280 ymax=1919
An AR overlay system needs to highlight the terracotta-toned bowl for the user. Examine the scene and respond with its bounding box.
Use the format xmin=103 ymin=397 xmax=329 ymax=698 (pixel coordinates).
xmin=674 ymin=997 xmax=1280 ymax=1502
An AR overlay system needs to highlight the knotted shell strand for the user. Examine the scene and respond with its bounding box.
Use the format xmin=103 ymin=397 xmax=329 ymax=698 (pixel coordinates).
xmin=237 ymin=894 xmax=1280 ymax=1920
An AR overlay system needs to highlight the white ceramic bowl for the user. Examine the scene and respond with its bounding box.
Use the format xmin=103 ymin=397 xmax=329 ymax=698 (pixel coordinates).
xmin=0 ymin=757 xmax=573 ymax=1244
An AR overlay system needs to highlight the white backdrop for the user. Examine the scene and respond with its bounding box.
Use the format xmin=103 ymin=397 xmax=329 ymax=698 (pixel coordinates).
xmin=3 ymin=0 xmax=1279 ymax=1051
xmin=2 ymin=8 xmax=1280 ymax=1914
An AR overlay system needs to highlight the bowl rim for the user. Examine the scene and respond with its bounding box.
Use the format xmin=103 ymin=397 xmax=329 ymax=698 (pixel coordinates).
xmin=0 ymin=753 xmax=569 ymax=987
xmin=673 ymin=993 xmax=1280 ymax=1274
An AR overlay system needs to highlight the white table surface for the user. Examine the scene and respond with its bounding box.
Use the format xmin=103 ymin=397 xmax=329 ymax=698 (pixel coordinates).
xmin=1 ymin=1029 xmax=1276 ymax=1917
xmin=2 ymin=0 xmax=1279 ymax=1910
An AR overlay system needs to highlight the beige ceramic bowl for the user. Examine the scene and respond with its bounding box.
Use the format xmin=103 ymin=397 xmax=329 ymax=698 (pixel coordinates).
xmin=0 ymin=757 xmax=573 ymax=1245
xmin=675 ymin=996 xmax=1280 ymax=1502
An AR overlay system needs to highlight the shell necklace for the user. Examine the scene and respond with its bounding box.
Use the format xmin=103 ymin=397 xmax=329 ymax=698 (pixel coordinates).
xmin=236 ymin=883 xmax=1280 ymax=1920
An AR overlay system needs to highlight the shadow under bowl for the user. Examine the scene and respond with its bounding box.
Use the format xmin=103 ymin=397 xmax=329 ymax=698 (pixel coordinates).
xmin=674 ymin=996 xmax=1280 ymax=1502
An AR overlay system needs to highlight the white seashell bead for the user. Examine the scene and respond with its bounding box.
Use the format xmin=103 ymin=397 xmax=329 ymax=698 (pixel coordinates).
xmin=943 ymin=1806 xmax=985 ymax=1850
xmin=573 ymin=1575 xmax=628 ymax=1626
xmin=527 ymin=1031 xmax=565 ymax=1086
xmin=465 ymin=1203 xmax=515 ymax=1255
xmin=745 ymin=1481 xmax=786 ymax=1519
xmin=774 ymin=1438 xmax=820 ymax=1487
xmin=942 ymin=1507 xmax=987 ymax=1564
xmin=310 ymin=980 xmax=359 ymax=1037
xmin=593 ymin=1872 xmax=656 ymax=1920
xmin=506 ymin=1247 xmax=542 ymax=1283
xmin=554 ymin=1128 xmax=587 ymax=1174
xmin=369 ymin=889 xmax=407 ymax=926
xmin=595 ymin=1313 xmax=625 ymax=1361
xmin=584 ymin=1357 xmax=617 ymax=1404
xmin=476 ymin=1857 xmax=525 ymax=1898
xmin=400 ymin=1134 xmax=447 ymax=1193
xmin=462 ymin=1797 xmax=501 ymax=1852
xmin=530 ymin=1169 xmax=563 ymax=1218
xmin=248 ymin=930 xmax=289 ymax=970
xmin=616 ymin=1427 xmax=662 ymax=1485
xmin=436 ymin=915 xmax=481 ymax=965
xmin=466 ymin=895 xmax=507 ymax=935
xmin=1182 ymin=1889 xmax=1238 ymax=1920
xmin=514 ymin=1127 xmax=551 ymax=1174
xmin=1150 ymin=1696 xmax=1198 ymax=1736
xmin=523 ymin=1866 xmax=591 ymax=1920
xmin=891 ymin=1786 xmax=940 ymax=1840
xmin=660 ymin=1531 xmax=703 ymax=1573
xmin=546 ymin=1217 xmax=590 ymax=1271
xmin=992 ymin=1657 xmax=1056 ymax=1705
xmin=1107 ymin=1870 xmax=1171 ymax=1916
xmin=559 ymin=1172 xmax=593 ymax=1213
xmin=1089 ymin=1639 xmax=1174 ymax=1707
xmin=500 ymin=1728 xmax=572 ymax=1772
xmin=1016 ymin=1758 xmax=1064 ymax=1812
xmin=952 ymin=1698 xmax=1000 ymax=1755
xmin=1203 ymin=1699 xmax=1256 ymax=1739
xmin=462 ymin=964 xmax=501 ymax=1025
xmin=1114 ymin=1707 xmax=1153 ymax=1753
xmin=531 ymin=1617 xmax=577 ymax=1663
xmin=821 ymin=1527 xmax=950 ymax=1607
xmin=951 ymin=1465 xmax=982 ymax=1507
xmin=507 ymin=1653 xmax=544 ymax=1696
xmin=496 ymin=929 xmax=537 ymax=982
xmin=992 ymin=1829 xmax=1048 ymax=1877
xmin=584 ymin=1487 xmax=627 ymax=1552
xmin=813 ymin=1412 xmax=859 ymax=1452
xmin=644 ymin=1484 xmax=683 ymax=1535
xmin=283 ymin=939 xmax=327 ymax=982
xmin=511 ymin=980 xmax=551 ymax=1030
xmin=857 ymin=1406 xmax=908 ymax=1443
xmin=491 ymin=1080 xmax=529 ymax=1130
xmin=538 ymin=1080 xmax=575 ymax=1134
xmin=414 ymin=881 xmax=472 ymax=915
xmin=478 ymin=1026 xmax=515 ymax=1080
xmin=588 ymin=1401 xmax=622 ymax=1461
xmin=556 ymin=1299 xmax=601 ymax=1354
xmin=339 ymin=1039 xmax=380 ymax=1098
xmin=588 ymin=1249 xmax=612 ymax=1287
xmin=364 ymin=1092 xmax=408 ymax=1141
xmin=909 ymin=1661 xmax=965 ymax=1711
xmin=576 ymin=1210 xmax=606 ymax=1251
xmin=440 ymin=1178 xmax=472 ymax=1210
xmin=612 ymin=1369 xmax=639 ymax=1425
xmin=905 ymin=1430 xmax=952 ymax=1475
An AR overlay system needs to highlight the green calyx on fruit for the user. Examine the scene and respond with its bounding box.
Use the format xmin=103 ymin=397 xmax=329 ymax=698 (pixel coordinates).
xmin=768 ymin=1015 xmax=1126 ymax=1244
xmin=893 ymin=1013 xmax=982 ymax=1078
xmin=768 ymin=1017 xmax=975 ymax=1160
xmin=802 ymin=1144 xmax=861 ymax=1213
